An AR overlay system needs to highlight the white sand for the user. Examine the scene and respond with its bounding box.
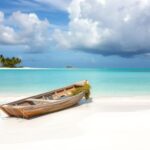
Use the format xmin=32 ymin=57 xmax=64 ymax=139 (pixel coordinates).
xmin=1 ymin=95 xmax=150 ymax=150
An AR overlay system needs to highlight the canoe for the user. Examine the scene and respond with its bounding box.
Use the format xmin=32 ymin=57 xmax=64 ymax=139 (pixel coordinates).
xmin=0 ymin=80 xmax=88 ymax=119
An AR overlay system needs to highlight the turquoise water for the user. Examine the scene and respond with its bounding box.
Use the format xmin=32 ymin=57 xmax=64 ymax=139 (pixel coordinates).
xmin=1 ymin=68 xmax=150 ymax=97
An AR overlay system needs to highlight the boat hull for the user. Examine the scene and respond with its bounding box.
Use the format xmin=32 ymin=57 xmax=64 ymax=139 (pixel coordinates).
xmin=2 ymin=92 xmax=85 ymax=119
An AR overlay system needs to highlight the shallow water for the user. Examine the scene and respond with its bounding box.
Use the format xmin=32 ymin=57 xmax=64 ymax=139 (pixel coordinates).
xmin=0 ymin=68 xmax=150 ymax=97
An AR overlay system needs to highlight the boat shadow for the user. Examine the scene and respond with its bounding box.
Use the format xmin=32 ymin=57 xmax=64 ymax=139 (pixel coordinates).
xmin=79 ymin=97 xmax=93 ymax=105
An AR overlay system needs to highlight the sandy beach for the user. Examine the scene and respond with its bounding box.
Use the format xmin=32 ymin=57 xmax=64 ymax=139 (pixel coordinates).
xmin=1 ymin=96 xmax=150 ymax=150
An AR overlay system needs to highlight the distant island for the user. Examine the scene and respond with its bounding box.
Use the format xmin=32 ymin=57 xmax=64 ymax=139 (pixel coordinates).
xmin=0 ymin=55 xmax=22 ymax=68
xmin=66 ymin=66 xmax=75 ymax=68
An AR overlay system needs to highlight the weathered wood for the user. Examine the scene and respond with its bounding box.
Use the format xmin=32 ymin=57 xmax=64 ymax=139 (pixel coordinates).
xmin=0 ymin=80 xmax=87 ymax=119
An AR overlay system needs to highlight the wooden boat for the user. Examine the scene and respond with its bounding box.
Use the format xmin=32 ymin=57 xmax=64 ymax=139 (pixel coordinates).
xmin=0 ymin=81 xmax=88 ymax=119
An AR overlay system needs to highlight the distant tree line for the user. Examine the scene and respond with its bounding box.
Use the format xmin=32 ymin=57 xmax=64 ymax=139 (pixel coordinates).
xmin=0 ymin=55 xmax=22 ymax=68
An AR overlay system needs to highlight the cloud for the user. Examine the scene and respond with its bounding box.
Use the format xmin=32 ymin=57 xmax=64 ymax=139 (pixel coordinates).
xmin=0 ymin=11 xmax=52 ymax=52
xmin=1 ymin=0 xmax=150 ymax=57
xmin=0 ymin=12 xmax=4 ymax=23
xmin=54 ymin=0 xmax=150 ymax=57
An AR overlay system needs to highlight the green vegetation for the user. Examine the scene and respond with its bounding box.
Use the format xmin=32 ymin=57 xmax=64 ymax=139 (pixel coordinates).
xmin=0 ymin=55 xmax=22 ymax=68
xmin=71 ymin=82 xmax=91 ymax=99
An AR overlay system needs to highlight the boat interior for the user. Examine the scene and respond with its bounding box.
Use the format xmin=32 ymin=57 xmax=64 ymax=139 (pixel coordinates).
xmin=8 ymin=84 xmax=83 ymax=107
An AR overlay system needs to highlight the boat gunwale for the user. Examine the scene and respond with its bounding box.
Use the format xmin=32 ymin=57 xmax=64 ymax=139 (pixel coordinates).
xmin=1 ymin=80 xmax=86 ymax=106
xmin=2 ymin=92 xmax=85 ymax=109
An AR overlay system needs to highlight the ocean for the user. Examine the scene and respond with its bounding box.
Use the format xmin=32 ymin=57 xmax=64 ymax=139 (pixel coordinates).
xmin=1 ymin=68 xmax=150 ymax=97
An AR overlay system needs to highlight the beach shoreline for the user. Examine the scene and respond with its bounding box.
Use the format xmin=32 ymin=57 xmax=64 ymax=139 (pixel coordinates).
xmin=1 ymin=94 xmax=150 ymax=103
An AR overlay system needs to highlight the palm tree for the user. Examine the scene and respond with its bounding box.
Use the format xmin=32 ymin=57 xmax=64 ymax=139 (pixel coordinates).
xmin=11 ymin=57 xmax=21 ymax=67
xmin=0 ymin=55 xmax=3 ymax=62
xmin=0 ymin=55 xmax=4 ymax=67
xmin=0 ymin=55 xmax=22 ymax=68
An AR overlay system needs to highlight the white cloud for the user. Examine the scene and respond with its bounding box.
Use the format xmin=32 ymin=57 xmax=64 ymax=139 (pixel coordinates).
xmin=0 ymin=11 xmax=52 ymax=52
xmin=0 ymin=11 xmax=4 ymax=23
xmin=123 ymin=14 xmax=131 ymax=22
xmin=54 ymin=0 xmax=150 ymax=56
xmin=1 ymin=0 xmax=150 ymax=56
xmin=0 ymin=26 xmax=18 ymax=45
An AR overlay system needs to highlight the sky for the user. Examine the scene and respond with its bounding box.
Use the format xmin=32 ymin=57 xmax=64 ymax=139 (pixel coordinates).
xmin=0 ymin=0 xmax=150 ymax=68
